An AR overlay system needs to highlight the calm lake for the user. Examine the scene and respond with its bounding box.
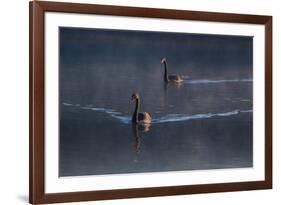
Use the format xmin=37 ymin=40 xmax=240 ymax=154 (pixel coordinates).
xmin=59 ymin=27 xmax=253 ymax=177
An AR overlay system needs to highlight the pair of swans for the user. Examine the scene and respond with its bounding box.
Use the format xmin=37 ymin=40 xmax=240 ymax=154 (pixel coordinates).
xmin=131 ymin=57 xmax=183 ymax=124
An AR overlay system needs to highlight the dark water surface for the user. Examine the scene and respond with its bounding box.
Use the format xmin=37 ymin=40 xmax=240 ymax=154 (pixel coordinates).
xmin=59 ymin=27 xmax=253 ymax=177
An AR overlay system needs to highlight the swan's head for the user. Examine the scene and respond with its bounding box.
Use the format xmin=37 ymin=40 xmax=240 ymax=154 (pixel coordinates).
xmin=131 ymin=93 xmax=140 ymax=101
xmin=161 ymin=57 xmax=166 ymax=64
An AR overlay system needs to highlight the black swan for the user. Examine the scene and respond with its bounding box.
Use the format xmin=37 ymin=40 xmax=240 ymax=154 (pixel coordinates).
xmin=161 ymin=57 xmax=183 ymax=83
xmin=131 ymin=93 xmax=152 ymax=124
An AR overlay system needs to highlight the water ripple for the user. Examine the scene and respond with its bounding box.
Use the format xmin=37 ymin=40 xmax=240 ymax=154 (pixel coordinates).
xmin=182 ymin=78 xmax=252 ymax=84
xmin=62 ymin=102 xmax=252 ymax=125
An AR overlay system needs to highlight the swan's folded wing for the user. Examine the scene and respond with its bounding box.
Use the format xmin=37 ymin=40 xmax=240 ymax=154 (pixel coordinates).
xmin=169 ymin=74 xmax=183 ymax=82
xmin=138 ymin=112 xmax=152 ymax=124
xmin=144 ymin=112 xmax=152 ymax=119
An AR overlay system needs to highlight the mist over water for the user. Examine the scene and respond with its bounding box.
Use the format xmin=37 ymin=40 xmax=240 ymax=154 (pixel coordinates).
xmin=59 ymin=27 xmax=253 ymax=177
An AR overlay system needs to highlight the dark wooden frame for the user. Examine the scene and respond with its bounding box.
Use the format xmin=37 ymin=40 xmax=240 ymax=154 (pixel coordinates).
xmin=29 ymin=1 xmax=272 ymax=204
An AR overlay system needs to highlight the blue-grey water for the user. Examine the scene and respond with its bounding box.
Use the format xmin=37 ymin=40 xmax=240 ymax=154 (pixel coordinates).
xmin=59 ymin=27 xmax=253 ymax=177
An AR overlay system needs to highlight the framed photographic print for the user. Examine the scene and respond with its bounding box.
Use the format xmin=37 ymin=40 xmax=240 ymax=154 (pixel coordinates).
xmin=29 ymin=1 xmax=272 ymax=204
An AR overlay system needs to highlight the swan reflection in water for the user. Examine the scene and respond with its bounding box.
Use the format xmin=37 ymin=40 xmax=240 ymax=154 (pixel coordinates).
xmin=131 ymin=123 xmax=151 ymax=162
xmin=163 ymin=80 xmax=183 ymax=94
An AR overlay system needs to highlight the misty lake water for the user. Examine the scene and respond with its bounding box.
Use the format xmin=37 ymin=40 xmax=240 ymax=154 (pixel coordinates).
xmin=59 ymin=28 xmax=253 ymax=177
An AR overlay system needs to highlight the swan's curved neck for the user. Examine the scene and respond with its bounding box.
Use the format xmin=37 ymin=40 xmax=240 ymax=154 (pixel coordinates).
xmin=163 ymin=61 xmax=169 ymax=82
xmin=132 ymin=98 xmax=140 ymax=123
